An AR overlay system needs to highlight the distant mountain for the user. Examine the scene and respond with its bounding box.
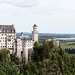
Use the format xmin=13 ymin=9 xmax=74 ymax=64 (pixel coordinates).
xmin=16 ymin=32 xmax=75 ymax=39
xmin=16 ymin=32 xmax=32 ymax=38
xmin=16 ymin=32 xmax=75 ymax=43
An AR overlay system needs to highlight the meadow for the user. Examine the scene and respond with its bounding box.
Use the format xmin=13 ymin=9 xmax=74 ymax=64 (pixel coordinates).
xmin=69 ymin=54 xmax=75 ymax=58
xmin=60 ymin=40 xmax=75 ymax=58
xmin=60 ymin=40 xmax=75 ymax=48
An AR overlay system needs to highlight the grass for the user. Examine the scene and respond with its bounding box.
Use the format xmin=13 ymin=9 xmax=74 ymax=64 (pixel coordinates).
xmin=60 ymin=41 xmax=75 ymax=57
xmin=69 ymin=54 xmax=75 ymax=58
xmin=60 ymin=41 xmax=75 ymax=49
xmin=61 ymin=45 xmax=75 ymax=49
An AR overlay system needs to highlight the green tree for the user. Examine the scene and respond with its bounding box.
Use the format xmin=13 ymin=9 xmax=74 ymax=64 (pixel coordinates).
xmin=34 ymin=41 xmax=39 ymax=47
xmin=10 ymin=53 xmax=21 ymax=65
xmin=0 ymin=49 xmax=10 ymax=62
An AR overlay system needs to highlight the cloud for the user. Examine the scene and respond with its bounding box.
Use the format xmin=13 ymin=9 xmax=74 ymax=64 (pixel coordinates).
xmin=38 ymin=0 xmax=75 ymax=12
xmin=0 ymin=0 xmax=40 ymax=7
xmin=0 ymin=0 xmax=75 ymax=11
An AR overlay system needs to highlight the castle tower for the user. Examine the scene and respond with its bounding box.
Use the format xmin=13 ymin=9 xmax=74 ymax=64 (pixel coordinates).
xmin=32 ymin=24 xmax=38 ymax=43
xmin=20 ymin=32 xmax=23 ymax=38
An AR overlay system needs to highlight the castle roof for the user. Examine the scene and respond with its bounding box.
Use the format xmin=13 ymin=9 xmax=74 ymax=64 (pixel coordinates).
xmin=0 ymin=25 xmax=15 ymax=33
xmin=21 ymin=32 xmax=23 ymax=34
xmin=22 ymin=38 xmax=32 ymax=40
xmin=33 ymin=24 xmax=37 ymax=27
xmin=16 ymin=36 xmax=32 ymax=40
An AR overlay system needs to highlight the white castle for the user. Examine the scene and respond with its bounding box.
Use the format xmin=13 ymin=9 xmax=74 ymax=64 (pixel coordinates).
xmin=0 ymin=24 xmax=38 ymax=61
xmin=0 ymin=24 xmax=59 ymax=61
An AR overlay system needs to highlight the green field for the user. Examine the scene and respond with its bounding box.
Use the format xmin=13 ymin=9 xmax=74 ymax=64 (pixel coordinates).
xmin=60 ymin=41 xmax=75 ymax=48
xmin=69 ymin=54 xmax=75 ymax=58
xmin=60 ymin=40 xmax=75 ymax=57
xmin=61 ymin=45 xmax=75 ymax=49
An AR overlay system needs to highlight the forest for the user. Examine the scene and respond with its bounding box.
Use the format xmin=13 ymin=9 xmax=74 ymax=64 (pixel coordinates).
xmin=0 ymin=40 xmax=75 ymax=75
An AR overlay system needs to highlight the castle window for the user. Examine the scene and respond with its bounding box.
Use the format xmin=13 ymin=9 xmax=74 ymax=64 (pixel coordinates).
xmin=5 ymin=40 xmax=7 ymax=42
xmin=2 ymin=34 xmax=3 ymax=36
xmin=5 ymin=37 xmax=6 ymax=39
xmin=5 ymin=30 xmax=7 ymax=32
xmin=8 ymin=39 xmax=11 ymax=41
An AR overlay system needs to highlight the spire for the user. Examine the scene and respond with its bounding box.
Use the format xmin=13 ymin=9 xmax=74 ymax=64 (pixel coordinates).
xmin=33 ymin=24 xmax=37 ymax=27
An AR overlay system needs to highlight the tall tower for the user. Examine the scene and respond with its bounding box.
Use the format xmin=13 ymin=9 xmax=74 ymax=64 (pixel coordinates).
xmin=32 ymin=24 xmax=38 ymax=43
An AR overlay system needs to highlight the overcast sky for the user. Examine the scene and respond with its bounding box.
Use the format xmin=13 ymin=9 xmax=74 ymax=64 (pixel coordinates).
xmin=0 ymin=0 xmax=75 ymax=33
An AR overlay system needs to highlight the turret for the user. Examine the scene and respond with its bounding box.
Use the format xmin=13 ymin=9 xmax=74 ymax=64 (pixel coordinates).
xmin=32 ymin=24 xmax=38 ymax=43
xmin=20 ymin=32 xmax=23 ymax=38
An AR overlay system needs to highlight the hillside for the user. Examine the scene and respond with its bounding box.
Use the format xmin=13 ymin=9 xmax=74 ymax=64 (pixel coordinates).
xmin=31 ymin=41 xmax=75 ymax=75
xmin=0 ymin=41 xmax=75 ymax=75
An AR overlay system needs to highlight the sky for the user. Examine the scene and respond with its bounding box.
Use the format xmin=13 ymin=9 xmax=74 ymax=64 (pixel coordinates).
xmin=0 ymin=0 xmax=75 ymax=34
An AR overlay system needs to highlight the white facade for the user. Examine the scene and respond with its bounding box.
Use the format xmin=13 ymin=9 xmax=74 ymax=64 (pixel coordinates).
xmin=54 ymin=40 xmax=59 ymax=47
xmin=15 ymin=38 xmax=34 ymax=60
xmin=14 ymin=24 xmax=38 ymax=61
xmin=0 ymin=25 xmax=16 ymax=53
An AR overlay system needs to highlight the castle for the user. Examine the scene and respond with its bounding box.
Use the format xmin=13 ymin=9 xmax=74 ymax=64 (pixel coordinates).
xmin=0 ymin=24 xmax=38 ymax=61
xmin=0 ymin=24 xmax=59 ymax=61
